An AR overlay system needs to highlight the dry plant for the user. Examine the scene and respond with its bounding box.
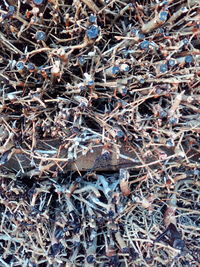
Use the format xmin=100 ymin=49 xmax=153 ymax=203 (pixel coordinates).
xmin=0 ymin=0 xmax=200 ymax=266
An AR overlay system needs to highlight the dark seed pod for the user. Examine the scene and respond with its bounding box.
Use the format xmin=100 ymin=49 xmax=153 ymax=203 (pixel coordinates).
xmin=49 ymin=243 xmax=63 ymax=257
xmin=122 ymin=247 xmax=129 ymax=254
xmin=86 ymin=255 xmax=96 ymax=264
xmin=54 ymin=226 xmax=64 ymax=240
xmin=172 ymin=239 xmax=185 ymax=250
xmin=109 ymin=255 xmax=119 ymax=265
xmin=108 ymin=210 xmax=115 ymax=218
xmin=129 ymin=247 xmax=138 ymax=260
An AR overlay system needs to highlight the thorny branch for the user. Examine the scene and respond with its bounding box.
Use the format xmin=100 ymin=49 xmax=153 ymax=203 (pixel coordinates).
xmin=0 ymin=0 xmax=200 ymax=266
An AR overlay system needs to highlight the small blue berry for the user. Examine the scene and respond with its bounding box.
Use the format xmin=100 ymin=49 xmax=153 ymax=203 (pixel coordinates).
xmin=162 ymin=1 xmax=168 ymax=5
xmin=16 ymin=61 xmax=25 ymax=70
xmin=159 ymin=11 xmax=168 ymax=22
xmin=120 ymin=64 xmax=129 ymax=72
xmin=160 ymin=110 xmax=167 ymax=118
xmin=120 ymin=87 xmax=128 ymax=96
xmin=185 ymin=55 xmax=193 ymax=63
xmin=168 ymin=59 xmax=176 ymax=67
xmin=27 ymin=63 xmax=35 ymax=71
xmin=112 ymin=66 xmax=120 ymax=75
xmin=89 ymin=15 xmax=97 ymax=24
xmin=33 ymin=0 xmax=45 ymax=5
xmin=160 ymin=64 xmax=168 ymax=73
xmin=158 ymin=28 xmax=165 ymax=34
xmin=165 ymin=31 xmax=170 ymax=36
xmin=35 ymin=31 xmax=46 ymax=41
xmin=86 ymin=25 xmax=99 ymax=39
xmin=122 ymin=49 xmax=129 ymax=58
xmin=182 ymin=38 xmax=188 ymax=45
xmin=123 ymin=65 xmax=129 ymax=72
xmin=8 ymin=6 xmax=15 ymax=14
xmin=116 ymin=130 xmax=124 ymax=138
xmin=79 ymin=85 xmax=87 ymax=91
xmin=131 ymin=28 xmax=137 ymax=36
xmin=169 ymin=117 xmax=178 ymax=124
xmin=118 ymin=99 xmax=128 ymax=107
xmin=78 ymin=56 xmax=86 ymax=65
xmin=140 ymin=40 xmax=149 ymax=50
xmin=87 ymin=255 xmax=95 ymax=264
xmin=166 ymin=139 xmax=174 ymax=147
xmin=140 ymin=78 xmax=145 ymax=84
xmin=138 ymin=33 xmax=145 ymax=40
xmin=87 ymin=80 xmax=94 ymax=86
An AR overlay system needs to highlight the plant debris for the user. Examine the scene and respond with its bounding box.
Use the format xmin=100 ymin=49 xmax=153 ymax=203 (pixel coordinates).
xmin=0 ymin=0 xmax=200 ymax=266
